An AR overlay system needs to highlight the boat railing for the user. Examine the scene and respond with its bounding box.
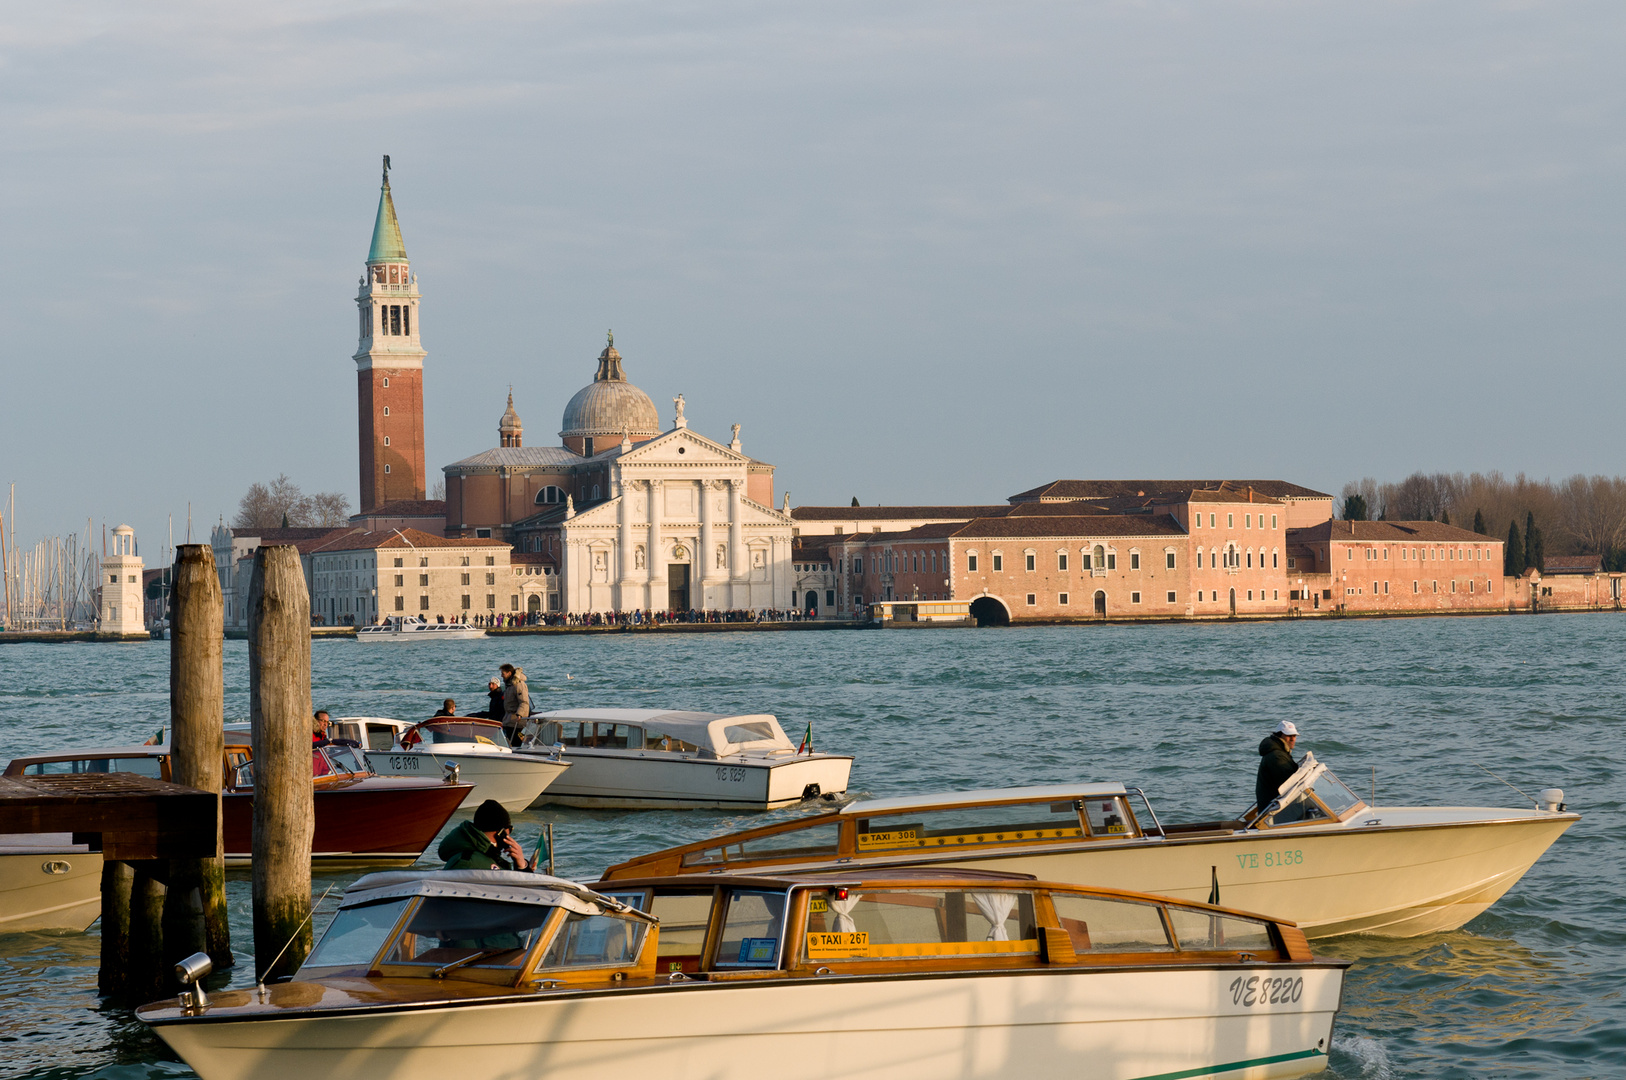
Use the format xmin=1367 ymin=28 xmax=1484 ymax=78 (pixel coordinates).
xmin=1127 ymin=787 xmax=1165 ymax=837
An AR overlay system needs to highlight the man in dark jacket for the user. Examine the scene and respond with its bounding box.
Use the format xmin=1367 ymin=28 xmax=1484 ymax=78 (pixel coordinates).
xmin=438 ymin=800 xmax=532 ymax=871
xmin=1254 ymin=721 xmax=1301 ymax=815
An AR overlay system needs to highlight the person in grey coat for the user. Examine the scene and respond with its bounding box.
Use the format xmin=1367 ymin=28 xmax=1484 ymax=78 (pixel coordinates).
xmin=500 ymin=663 xmax=530 ymax=745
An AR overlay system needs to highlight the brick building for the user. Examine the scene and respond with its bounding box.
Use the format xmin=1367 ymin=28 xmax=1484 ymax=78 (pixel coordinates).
xmin=1286 ymin=520 xmax=1505 ymax=614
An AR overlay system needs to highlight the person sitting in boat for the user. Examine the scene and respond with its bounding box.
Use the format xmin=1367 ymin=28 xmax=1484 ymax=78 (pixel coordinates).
xmin=433 ymin=699 xmax=457 ymax=718
xmin=311 ymin=710 xmax=333 ymax=746
xmin=1255 ymin=721 xmax=1303 ymax=821
xmin=438 ymin=800 xmax=533 ymax=872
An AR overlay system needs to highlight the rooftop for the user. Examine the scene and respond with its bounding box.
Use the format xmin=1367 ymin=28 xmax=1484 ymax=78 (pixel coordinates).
xmin=791 ymin=505 xmax=1010 ymax=521
xmin=1288 ymin=520 xmax=1498 ymax=544
xmin=1008 ymin=479 xmax=1331 ymax=503
xmin=309 ymin=527 xmax=512 ymax=553
xmin=444 ymin=445 xmax=582 ymax=471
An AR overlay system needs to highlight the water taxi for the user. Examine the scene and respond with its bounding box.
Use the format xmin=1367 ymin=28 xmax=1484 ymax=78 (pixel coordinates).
xmin=0 ymin=832 xmax=102 ymax=933
xmin=138 ymin=866 xmax=1346 ymax=1080
xmin=516 ymin=708 xmax=853 ymax=810
xmin=332 ymin=715 xmax=570 ymax=812
xmin=601 ymin=754 xmax=1579 ymax=938
xmin=4 ymin=737 xmax=471 ymax=868
xmin=355 ymin=616 xmax=486 ymax=642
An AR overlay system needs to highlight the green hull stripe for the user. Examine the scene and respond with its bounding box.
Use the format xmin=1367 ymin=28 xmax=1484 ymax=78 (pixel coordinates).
xmin=1131 ymin=1047 xmax=1326 ymax=1080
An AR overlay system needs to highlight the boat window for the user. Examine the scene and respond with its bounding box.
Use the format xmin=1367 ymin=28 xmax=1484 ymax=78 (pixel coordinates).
xmin=418 ymin=720 xmax=504 ymax=745
xmin=681 ymin=822 xmax=843 ymax=867
xmin=382 ymin=897 xmax=555 ymax=970
xmin=854 ymin=800 xmax=1086 ymax=852
xmin=1048 ymin=894 xmax=1173 ymax=953
xmin=539 ymin=912 xmax=647 ymax=969
xmin=721 ymin=722 xmax=779 ymax=747
xmin=1082 ymin=796 xmax=1138 ymax=837
xmin=302 ymin=899 xmax=411 ymax=969
xmin=365 ymin=724 xmax=397 ymax=751
xmin=312 ymin=749 xmax=333 ymax=777
xmin=714 ymin=890 xmax=788 ymax=968
xmin=21 ymin=756 xmax=163 ymax=779
xmin=803 ymin=888 xmax=1038 ymax=961
xmin=1309 ymin=769 xmax=1362 ymax=816
xmin=1166 ymin=907 xmax=1276 ymax=955
xmin=643 ymin=729 xmax=702 ymax=753
xmin=647 ymin=890 xmax=716 ymax=974
xmin=326 ymin=746 xmax=370 ymax=775
xmin=551 ymin=722 xmax=639 ymax=749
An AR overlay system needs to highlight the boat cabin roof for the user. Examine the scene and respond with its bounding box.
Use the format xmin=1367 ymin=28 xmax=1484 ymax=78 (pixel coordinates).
xmin=536 ymin=709 xmax=794 ymax=756
xmin=842 ymin=783 xmax=1129 ymax=816
xmin=343 ymin=869 xmax=653 ymax=921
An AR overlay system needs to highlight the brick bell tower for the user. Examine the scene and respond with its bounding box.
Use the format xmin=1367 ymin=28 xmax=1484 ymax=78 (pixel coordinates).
xmin=354 ymin=156 xmax=427 ymax=513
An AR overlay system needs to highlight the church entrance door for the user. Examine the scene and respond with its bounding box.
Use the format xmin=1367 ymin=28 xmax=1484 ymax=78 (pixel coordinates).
xmin=527 ymin=594 xmax=541 ymax=613
xmin=667 ymin=564 xmax=691 ymax=611
xmin=1093 ymin=590 xmax=1106 ymax=617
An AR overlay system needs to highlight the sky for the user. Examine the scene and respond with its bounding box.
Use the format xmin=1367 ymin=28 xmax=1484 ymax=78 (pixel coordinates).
xmin=1 ymin=1 xmax=1623 ymax=556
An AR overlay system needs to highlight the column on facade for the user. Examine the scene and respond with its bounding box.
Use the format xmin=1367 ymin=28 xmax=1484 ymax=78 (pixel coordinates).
xmin=646 ymin=479 xmax=664 ymax=611
xmin=617 ymin=480 xmax=636 ymax=609
xmin=727 ymin=478 xmax=745 ymax=608
xmin=698 ymin=479 xmax=717 ymax=607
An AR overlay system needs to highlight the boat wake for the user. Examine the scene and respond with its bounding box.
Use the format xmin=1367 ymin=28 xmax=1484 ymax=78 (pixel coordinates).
xmin=1331 ymin=1034 xmax=1393 ymax=1078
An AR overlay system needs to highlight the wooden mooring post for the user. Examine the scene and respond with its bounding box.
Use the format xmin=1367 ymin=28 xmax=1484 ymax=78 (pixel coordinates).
xmin=163 ymin=544 xmax=232 ymax=970
xmin=248 ymin=544 xmax=314 ymax=983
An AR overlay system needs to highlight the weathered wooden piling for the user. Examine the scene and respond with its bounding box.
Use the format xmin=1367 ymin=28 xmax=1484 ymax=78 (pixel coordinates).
xmin=164 ymin=543 xmax=232 ymax=971
xmin=128 ymin=864 xmax=168 ymax=1004
xmin=96 ymin=860 xmax=134 ymax=996
xmin=248 ymin=544 xmax=314 ymax=983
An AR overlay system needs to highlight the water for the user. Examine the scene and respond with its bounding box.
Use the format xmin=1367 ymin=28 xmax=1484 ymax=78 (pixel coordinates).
xmin=1 ymin=614 xmax=1622 ymax=1078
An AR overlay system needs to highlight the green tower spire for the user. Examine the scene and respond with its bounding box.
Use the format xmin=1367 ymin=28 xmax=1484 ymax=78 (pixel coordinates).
xmin=368 ymin=155 xmax=407 ymax=263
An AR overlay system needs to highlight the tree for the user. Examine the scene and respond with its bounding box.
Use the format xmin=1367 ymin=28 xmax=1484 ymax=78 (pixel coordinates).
xmin=233 ymin=474 xmax=351 ymax=530
xmin=1342 ymin=493 xmax=1369 ymax=521
xmin=1505 ymin=520 xmax=1524 ymax=576
xmin=430 ymin=479 xmax=446 ymax=502
xmin=1473 ymin=509 xmax=1487 ymax=535
xmin=1439 ymin=510 xmax=1450 ymax=526
xmin=1525 ymin=511 xmax=1545 ymax=572
xmin=306 ymin=492 xmax=353 ymax=527
xmin=851 ymin=497 xmax=860 ymax=507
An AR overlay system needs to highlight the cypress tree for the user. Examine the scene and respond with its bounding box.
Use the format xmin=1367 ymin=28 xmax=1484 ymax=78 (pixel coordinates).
xmin=850 ymin=496 xmax=860 ymax=507
xmin=1342 ymin=493 xmax=1368 ymax=521
xmin=1525 ymin=511 xmax=1545 ymax=572
xmin=1505 ymin=520 xmax=1524 ymax=576
xmin=1439 ymin=509 xmax=1450 ymax=526
xmin=1473 ymin=509 xmax=1487 ymax=535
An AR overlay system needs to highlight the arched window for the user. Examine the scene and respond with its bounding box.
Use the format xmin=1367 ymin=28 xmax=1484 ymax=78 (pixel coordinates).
xmin=1093 ymin=544 xmax=1105 ymax=567
xmin=534 ymin=485 xmax=563 ymax=506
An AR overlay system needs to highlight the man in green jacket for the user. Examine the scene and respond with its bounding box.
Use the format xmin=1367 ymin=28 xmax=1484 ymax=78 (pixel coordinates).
xmin=439 ymin=800 xmax=534 ymax=871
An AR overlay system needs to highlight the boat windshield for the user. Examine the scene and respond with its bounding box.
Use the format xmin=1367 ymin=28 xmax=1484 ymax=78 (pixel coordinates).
xmin=1310 ymin=769 xmax=1363 ymax=816
xmin=854 ymin=800 xmax=1089 ymax=853
xmin=405 ymin=719 xmax=505 ymax=746
xmin=538 ymin=912 xmax=648 ymax=969
xmin=19 ymin=756 xmax=162 ymax=778
xmin=714 ymin=890 xmax=788 ymax=968
xmin=382 ymin=897 xmax=556 ymax=971
xmin=302 ymin=898 xmax=412 ymax=969
xmin=720 ymin=722 xmax=781 ymax=748
xmin=681 ymin=821 xmax=843 ymax=867
xmin=324 ymin=745 xmax=372 ymax=776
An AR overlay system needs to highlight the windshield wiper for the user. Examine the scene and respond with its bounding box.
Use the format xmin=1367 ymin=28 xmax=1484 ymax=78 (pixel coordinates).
xmin=431 ymin=949 xmax=501 ymax=978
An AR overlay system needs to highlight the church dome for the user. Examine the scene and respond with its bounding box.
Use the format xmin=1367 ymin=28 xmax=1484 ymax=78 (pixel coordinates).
xmin=560 ymin=336 xmax=661 ymax=444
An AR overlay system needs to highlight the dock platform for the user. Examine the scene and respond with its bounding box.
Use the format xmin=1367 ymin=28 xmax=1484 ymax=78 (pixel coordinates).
xmin=0 ymin=773 xmax=218 ymax=859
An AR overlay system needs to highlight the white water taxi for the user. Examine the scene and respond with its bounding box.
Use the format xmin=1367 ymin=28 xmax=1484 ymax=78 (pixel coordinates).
xmin=139 ymin=866 xmax=1346 ymax=1080
xmin=517 ymin=708 xmax=852 ymax=810
xmin=603 ymin=754 xmax=1579 ymax=939
xmin=355 ymin=616 xmax=486 ymax=642
xmin=332 ymin=716 xmax=570 ymax=813
xmin=0 ymin=833 xmax=102 ymax=934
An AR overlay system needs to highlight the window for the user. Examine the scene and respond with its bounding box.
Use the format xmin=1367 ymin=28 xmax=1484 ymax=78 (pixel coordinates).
xmin=1247 ymin=590 xmax=1254 ymax=600
xmin=1131 ymin=592 xmax=1141 ymax=603
xmin=382 ymin=377 xmax=389 ymax=387
xmin=486 ymin=594 xmax=496 ymax=608
xmin=418 ymin=574 xmax=429 ymax=587
xmin=1197 ymin=551 xmax=1203 ymax=569
xmin=1165 ymin=907 xmax=1274 ymax=954
xmin=1130 ymin=552 xmax=1141 ymax=570
xmin=1384 ymin=581 xmax=1390 ymax=594
xmin=1166 ymin=551 xmax=1175 ymax=570
xmin=1414 ymin=581 xmax=1419 ymax=593
xmin=1272 ymin=552 xmax=1278 ymax=568
xmin=803 ymin=887 xmax=1036 ymax=963
xmin=419 ymin=557 xmax=429 ymax=567
xmin=992 ymin=554 xmax=1003 ymax=572
xmin=394 ymin=574 xmax=404 ymax=587
xmin=393 ymin=596 xmax=403 ymax=611
xmin=715 ymin=890 xmax=787 ymax=969
xmin=1271 ymin=515 xmax=1278 ymax=529
xmin=1347 ymin=550 xmax=1353 ymax=561
xmin=1058 ymin=553 xmax=1068 ymax=571
xmin=384 ymin=464 xmax=391 ymax=474
xmin=383 ymin=406 xmax=390 ymax=417
xmin=419 ymin=595 xmax=430 ymax=610
xmin=1451 ymin=580 xmax=1457 ymax=593
xmin=460 ymin=573 xmax=471 ymax=586
xmin=460 ymin=595 xmax=471 ymax=610
xmin=486 ymin=573 xmax=496 ymax=585
xmin=511 ymin=595 xmax=520 ymax=610
xmin=475 ymin=528 xmax=492 ymax=538
xmin=383 ymin=436 xmax=390 ymax=446
xmin=393 ymin=557 xmax=403 ymax=568
xmin=1272 ymin=590 xmax=1279 ymax=599
xmin=1050 ymin=894 xmax=1171 ymax=953
xmin=1107 ymin=553 xmax=1116 ymax=570
xmin=1245 ymin=514 xmax=1252 ymax=528
xmin=1058 ymin=593 xmax=1069 ymax=605
xmin=1210 ymin=514 xmax=1216 ymax=527
xmin=1025 ymin=553 xmax=1035 ymax=572
xmin=1227 ymin=514 xmax=1234 ymax=528
xmin=1246 ymin=552 xmax=1252 ymax=568
xmin=1025 ymin=594 xmax=1036 ymax=606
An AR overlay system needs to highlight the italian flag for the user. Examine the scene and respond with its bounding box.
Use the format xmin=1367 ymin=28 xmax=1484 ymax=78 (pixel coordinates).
xmin=797 ymin=721 xmax=813 ymax=755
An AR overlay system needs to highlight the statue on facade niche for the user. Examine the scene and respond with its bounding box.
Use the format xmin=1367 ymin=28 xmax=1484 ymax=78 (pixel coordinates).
xmin=673 ymin=394 xmax=686 ymax=428
xmin=730 ymin=423 xmax=741 ymax=449
xmin=565 ymin=494 xmax=575 ymax=516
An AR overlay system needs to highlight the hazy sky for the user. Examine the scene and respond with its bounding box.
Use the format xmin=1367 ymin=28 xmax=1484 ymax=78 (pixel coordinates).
xmin=2 ymin=1 xmax=1622 ymax=554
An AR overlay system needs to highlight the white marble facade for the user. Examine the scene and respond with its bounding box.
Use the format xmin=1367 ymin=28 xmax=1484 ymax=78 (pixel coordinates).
xmin=555 ymin=427 xmax=793 ymax=614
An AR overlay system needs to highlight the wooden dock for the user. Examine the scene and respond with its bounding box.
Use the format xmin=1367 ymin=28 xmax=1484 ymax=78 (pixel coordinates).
xmin=0 ymin=773 xmax=218 ymax=860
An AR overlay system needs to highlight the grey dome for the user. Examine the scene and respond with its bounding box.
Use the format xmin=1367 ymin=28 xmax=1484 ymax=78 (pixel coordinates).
xmin=560 ymin=342 xmax=661 ymax=441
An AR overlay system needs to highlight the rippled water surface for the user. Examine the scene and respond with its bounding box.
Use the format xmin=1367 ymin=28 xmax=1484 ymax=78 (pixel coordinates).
xmin=2 ymin=614 xmax=1622 ymax=1078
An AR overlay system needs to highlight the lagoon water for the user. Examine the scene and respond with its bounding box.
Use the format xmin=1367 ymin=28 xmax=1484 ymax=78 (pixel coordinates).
xmin=2 ymin=614 xmax=1623 ymax=1079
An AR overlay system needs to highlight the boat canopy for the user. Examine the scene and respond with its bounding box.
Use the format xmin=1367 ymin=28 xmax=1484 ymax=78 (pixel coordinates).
xmin=536 ymin=709 xmax=795 ymax=758
xmin=841 ymin=783 xmax=1129 ymax=816
xmin=402 ymin=717 xmax=506 ymax=746
xmin=343 ymin=870 xmax=650 ymax=921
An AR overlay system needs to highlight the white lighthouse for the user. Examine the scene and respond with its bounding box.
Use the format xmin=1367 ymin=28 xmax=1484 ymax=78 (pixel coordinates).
xmin=102 ymin=524 xmax=145 ymax=636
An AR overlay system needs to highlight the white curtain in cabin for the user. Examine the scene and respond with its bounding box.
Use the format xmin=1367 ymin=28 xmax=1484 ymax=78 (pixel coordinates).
xmin=829 ymin=893 xmax=861 ymax=933
xmin=970 ymin=892 xmax=1017 ymax=942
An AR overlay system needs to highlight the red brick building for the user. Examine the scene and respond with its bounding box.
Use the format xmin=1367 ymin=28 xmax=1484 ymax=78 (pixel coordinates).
xmin=1286 ymin=520 xmax=1505 ymax=614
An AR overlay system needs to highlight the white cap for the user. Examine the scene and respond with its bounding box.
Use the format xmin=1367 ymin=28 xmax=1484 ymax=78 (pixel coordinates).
xmin=1273 ymin=721 xmax=1299 ymax=736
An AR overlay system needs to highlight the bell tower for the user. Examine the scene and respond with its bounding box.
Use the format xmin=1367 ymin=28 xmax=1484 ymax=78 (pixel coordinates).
xmin=354 ymin=156 xmax=427 ymax=512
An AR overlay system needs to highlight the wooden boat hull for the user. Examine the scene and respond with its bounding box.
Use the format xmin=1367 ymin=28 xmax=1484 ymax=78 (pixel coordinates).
xmin=524 ymin=749 xmax=852 ymax=810
xmin=0 ymin=837 xmax=103 ymax=933
xmin=222 ymin=780 xmax=469 ymax=868
xmin=365 ymin=750 xmax=570 ymax=812
xmin=149 ymin=963 xmax=1345 ymax=1080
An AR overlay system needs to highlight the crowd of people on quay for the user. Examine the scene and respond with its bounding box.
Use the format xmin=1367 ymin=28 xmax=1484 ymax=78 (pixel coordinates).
xmin=312 ymin=606 xmax=825 ymax=629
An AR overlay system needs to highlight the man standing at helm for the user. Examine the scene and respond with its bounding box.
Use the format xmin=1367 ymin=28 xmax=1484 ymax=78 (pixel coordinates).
xmin=1255 ymin=721 xmax=1302 ymax=815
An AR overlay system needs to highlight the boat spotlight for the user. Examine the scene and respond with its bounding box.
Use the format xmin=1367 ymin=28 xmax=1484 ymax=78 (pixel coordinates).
xmin=442 ymin=761 xmax=460 ymax=784
xmin=175 ymin=951 xmax=212 ymax=1011
xmin=1539 ymin=788 xmax=1566 ymax=812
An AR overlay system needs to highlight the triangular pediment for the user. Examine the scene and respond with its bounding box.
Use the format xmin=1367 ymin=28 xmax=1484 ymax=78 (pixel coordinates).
xmin=616 ymin=428 xmax=746 ymax=466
